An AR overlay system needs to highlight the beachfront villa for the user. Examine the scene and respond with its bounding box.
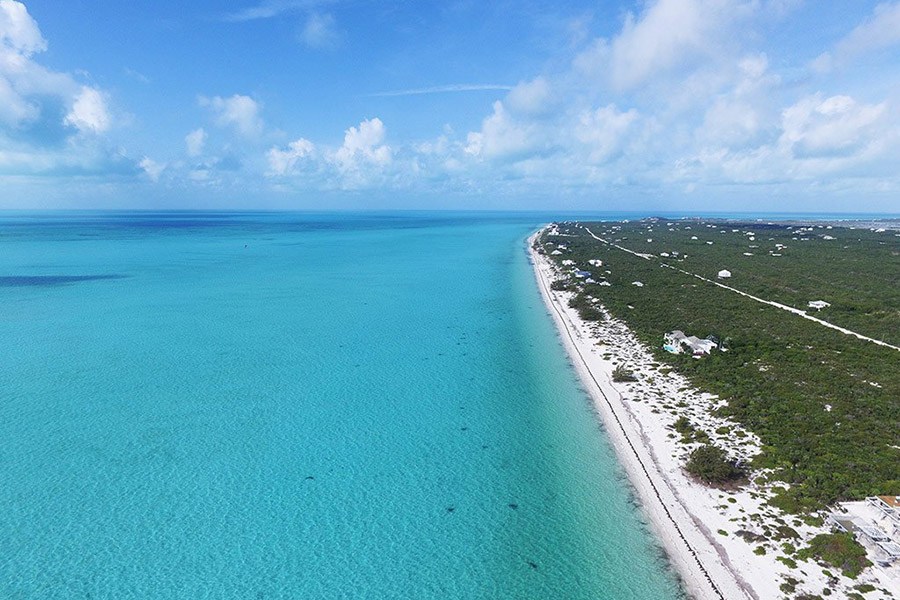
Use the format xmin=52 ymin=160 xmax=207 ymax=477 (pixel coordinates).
xmin=664 ymin=330 xmax=718 ymax=356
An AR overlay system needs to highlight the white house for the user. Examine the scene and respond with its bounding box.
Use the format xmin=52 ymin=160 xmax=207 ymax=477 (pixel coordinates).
xmin=718 ymin=269 xmax=732 ymax=279
xmin=808 ymin=300 xmax=831 ymax=310
xmin=664 ymin=330 xmax=718 ymax=356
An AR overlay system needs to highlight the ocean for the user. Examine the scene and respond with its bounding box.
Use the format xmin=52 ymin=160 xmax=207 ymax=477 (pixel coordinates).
xmin=0 ymin=211 xmax=684 ymax=599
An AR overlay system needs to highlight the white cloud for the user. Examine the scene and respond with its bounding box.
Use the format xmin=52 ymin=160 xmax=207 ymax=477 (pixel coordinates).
xmin=332 ymin=117 xmax=391 ymax=170
xmin=0 ymin=74 xmax=37 ymax=125
xmin=780 ymin=94 xmax=888 ymax=158
xmin=814 ymin=2 xmax=900 ymax=71
xmin=0 ymin=1 xmax=74 ymax=131
xmin=697 ymin=54 xmax=778 ymax=147
xmin=574 ymin=104 xmax=638 ymax=163
xmin=64 ymin=86 xmax=111 ymax=134
xmin=701 ymin=98 xmax=762 ymax=145
xmin=185 ymin=128 xmax=207 ymax=156
xmin=139 ymin=157 xmax=165 ymax=182
xmin=262 ymin=118 xmax=393 ymax=188
xmin=0 ymin=1 xmax=129 ymax=176
xmin=673 ymin=91 xmax=896 ymax=187
xmin=267 ymin=137 xmax=315 ymax=175
xmin=200 ymin=94 xmax=264 ymax=137
xmin=506 ymin=77 xmax=552 ymax=115
xmin=0 ymin=0 xmax=46 ymax=55
xmin=299 ymin=12 xmax=340 ymax=49
xmin=465 ymin=101 xmax=536 ymax=159
xmin=607 ymin=0 xmax=750 ymax=91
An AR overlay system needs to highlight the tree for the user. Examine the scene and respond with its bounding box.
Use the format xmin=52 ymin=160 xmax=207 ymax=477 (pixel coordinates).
xmin=686 ymin=444 xmax=745 ymax=485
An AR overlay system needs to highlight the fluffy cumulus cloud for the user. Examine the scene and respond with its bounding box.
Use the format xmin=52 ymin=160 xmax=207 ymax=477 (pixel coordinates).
xmin=200 ymin=94 xmax=264 ymax=138
xmin=332 ymin=117 xmax=391 ymax=171
xmin=575 ymin=104 xmax=638 ymax=163
xmin=5 ymin=0 xmax=896 ymax=207
xmin=63 ymin=86 xmax=111 ymax=134
xmin=248 ymin=0 xmax=900 ymax=204
xmin=436 ymin=0 xmax=900 ymax=198
xmin=266 ymin=137 xmax=315 ymax=175
xmin=0 ymin=1 xmax=124 ymax=177
xmin=0 ymin=0 xmax=44 ymax=54
xmin=264 ymin=118 xmax=393 ymax=188
xmin=610 ymin=0 xmax=722 ymax=90
xmin=674 ymin=92 xmax=894 ymax=186
xmin=780 ymin=95 xmax=888 ymax=160
xmin=465 ymin=101 xmax=538 ymax=159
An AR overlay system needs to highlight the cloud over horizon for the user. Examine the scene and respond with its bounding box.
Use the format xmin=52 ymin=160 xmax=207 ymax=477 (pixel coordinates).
xmin=2 ymin=0 xmax=899 ymax=210
xmin=0 ymin=0 xmax=128 ymax=177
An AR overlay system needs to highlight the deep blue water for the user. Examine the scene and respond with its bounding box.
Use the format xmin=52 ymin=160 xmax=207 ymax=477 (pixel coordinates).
xmin=0 ymin=211 xmax=689 ymax=598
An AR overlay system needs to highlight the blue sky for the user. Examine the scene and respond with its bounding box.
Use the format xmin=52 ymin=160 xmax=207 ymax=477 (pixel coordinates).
xmin=1 ymin=0 xmax=899 ymax=212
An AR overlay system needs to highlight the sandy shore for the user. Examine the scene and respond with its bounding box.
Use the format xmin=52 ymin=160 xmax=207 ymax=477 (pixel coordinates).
xmin=527 ymin=226 xmax=898 ymax=599
xmin=529 ymin=230 xmax=752 ymax=599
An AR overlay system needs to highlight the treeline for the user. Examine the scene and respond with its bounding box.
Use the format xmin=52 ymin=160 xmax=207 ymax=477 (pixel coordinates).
xmin=540 ymin=221 xmax=900 ymax=511
xmin=579 ymin=219 xmax=900 ymax=346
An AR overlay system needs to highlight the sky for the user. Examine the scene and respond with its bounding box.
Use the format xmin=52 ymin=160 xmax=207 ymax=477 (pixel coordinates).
xmin=1 ymin=0 xmax=899 ymax=212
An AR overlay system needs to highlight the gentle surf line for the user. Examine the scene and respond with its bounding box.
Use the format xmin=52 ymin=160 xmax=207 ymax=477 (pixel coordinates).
xmin=528 ymin=229 xmax=755 ymax=600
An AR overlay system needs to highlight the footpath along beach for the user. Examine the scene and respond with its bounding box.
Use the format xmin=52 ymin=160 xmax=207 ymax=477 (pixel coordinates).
xmin=526 ymin=226 xmax=899 ymax=600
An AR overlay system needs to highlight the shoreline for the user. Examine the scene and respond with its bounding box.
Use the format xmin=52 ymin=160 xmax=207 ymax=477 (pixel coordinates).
xmin=528 ymin=229 xmax=758 ymax=600
xmin=527 ymin=223 xmax=900 ymax=600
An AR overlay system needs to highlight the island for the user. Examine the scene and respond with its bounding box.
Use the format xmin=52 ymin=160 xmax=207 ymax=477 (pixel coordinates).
xmin=530 ymin=218 xmax=899 ymax=600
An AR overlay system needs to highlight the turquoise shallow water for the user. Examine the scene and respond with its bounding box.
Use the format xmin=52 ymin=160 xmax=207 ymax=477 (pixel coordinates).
xmin=0 ymin=212 xmax=684 ymax=599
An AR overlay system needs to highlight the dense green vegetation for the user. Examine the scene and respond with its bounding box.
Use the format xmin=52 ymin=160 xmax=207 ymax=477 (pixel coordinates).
xmin=539 ymin=219 xmax=900 ymax=510
xmin=685 ymin=444 xmax=746 ymax=485
xmin=574 ymin=218 xmax=900 ymax=345
xmin=797 ymin=533 xmax=872 ymax=578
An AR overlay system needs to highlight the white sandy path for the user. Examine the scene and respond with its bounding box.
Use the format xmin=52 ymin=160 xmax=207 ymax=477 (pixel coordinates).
xmin=582 ymin=226 xmax=900 ymax=353
xmin=528 ymin=232 xmax=758 ymax=600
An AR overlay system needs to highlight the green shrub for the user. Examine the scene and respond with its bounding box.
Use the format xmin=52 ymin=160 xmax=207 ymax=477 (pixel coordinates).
xmin=776 ymin=556 xmax=797 ymax=569
xmin=612 ymin=365 xmax=638 ymax=382
xmin=797 ymin=533 xmax=871 ymax=578
xmin=685 ymin=444 xmax=745 ymax=485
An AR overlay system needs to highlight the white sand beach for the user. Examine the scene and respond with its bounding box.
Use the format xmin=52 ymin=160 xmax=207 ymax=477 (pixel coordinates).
xmin=528 ymin=227 xmax=899 ymax=600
